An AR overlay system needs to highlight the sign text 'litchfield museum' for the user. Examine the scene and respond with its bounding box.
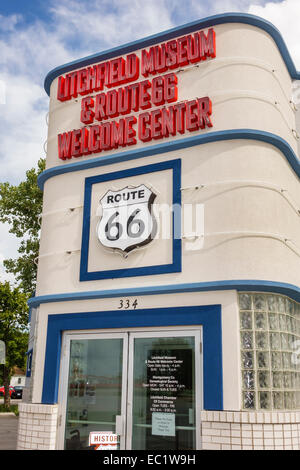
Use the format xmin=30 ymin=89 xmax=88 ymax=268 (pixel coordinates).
xmin=57 ymin=28 xmax=216 ymax=161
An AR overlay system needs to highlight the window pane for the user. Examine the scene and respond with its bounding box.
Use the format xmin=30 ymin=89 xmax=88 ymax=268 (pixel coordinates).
xmin=131 ymin=336 xmax=196 ymax=450
xmin=64 ymin=338 xmax=123 ymax=450
xmin=239 ymin=293 xmax=300 ymax=411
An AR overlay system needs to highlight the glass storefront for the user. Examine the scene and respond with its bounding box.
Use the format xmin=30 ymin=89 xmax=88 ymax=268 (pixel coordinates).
xmin=60 ymin=329 xmax=202 ymax=450
xmin=64 ymin=336 xmax=125 ymax=450
xmin=130 ymin=335 xmax=196 ymax=450
xmin=239 ymin=293 xmax=300 ymax=410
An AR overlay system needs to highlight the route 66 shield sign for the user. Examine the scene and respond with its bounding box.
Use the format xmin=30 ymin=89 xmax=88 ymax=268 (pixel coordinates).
xmin=97 ymin=184 xmax=157 ymax=255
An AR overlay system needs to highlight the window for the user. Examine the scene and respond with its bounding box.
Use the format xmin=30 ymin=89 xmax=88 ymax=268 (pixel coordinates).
xmin=239 ymin=293 xmax=300 ymax=410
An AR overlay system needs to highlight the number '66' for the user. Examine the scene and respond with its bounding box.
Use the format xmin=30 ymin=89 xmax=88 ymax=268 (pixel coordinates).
xmin=105 ymin=209 xmax=145 ymax=241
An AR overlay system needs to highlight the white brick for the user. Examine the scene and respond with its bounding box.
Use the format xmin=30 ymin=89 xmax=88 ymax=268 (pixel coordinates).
xmin=240 ymin=424 xmax=251 ymax=430
xmin=203 ymin=443 xmax=221 ymax=450
xmin=32 ymin=425 xmax=45 ymax=432
xmin=212 ymin=422 xmax=230 ymax=430
xmin=263 ymin=424 xmax=273 ymax=431
xmin=202 ymin=428 xmax=221 ymax=436
xmin=39 ymin=431 xmax=52 ymax=439
xmin=221 ymin=430 xmax=231 ymax=437
xmin=253 ymin=438 xmax=263 ymax=446
xmin=231 ymin=423 xmax=241 ymax=430
xmin=231 ymin=437 xmax=242 ymax=445
xmin=264 ymin=413 xmax=271 ymax=423
xmin=253 ymin=424 xmax=263 ymax=431
xmin=263 ymin=431 xmax=273 ymax=439
xmin=242 ymin=438 xmax=252 ymax=446
xmin=264 ymin=438 xmax=274 ymax=446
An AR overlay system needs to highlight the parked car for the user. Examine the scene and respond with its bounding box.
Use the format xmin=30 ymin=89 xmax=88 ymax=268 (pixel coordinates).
xmin=0 ymin=386 xmax=15 ymax=397
xmin=11 ymin=385 xmax=23 ymax=399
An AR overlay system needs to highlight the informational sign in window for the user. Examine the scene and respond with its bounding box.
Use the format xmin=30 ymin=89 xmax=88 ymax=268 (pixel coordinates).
xmin=89 ymin=432 xmax=119 ymax=450
xmin=144 ymin=354 xmax=187 ymax=420
xmin=152 ymin=412 xmax=176 ymax=436
xmin=139 ymin=345 xmax=194 ymax=443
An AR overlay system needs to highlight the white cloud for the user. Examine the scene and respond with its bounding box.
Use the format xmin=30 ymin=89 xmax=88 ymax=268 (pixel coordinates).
xmin=249 ymin=0 xmax=300 ymax=68
xmin=49 ymin=0 xmax=175 ymax=55
xmin=0 ymin=14 xmax=22 ymax=32
xmin=0 ymin=0 xmax=300 ymax=284
xmin=0 ymin=223 xmax=18 ymax=286
xmin=0 ymin=74 xmax=48 ymax=182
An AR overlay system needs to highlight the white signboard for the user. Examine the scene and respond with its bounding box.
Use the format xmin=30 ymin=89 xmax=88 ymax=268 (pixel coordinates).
xmin=97 ymin=184 xmax=157 ymax=255
xmin=89 ymin=432 xmax=119 ymax=450
xmin=152 ymin=412 xmax=176 ymax=437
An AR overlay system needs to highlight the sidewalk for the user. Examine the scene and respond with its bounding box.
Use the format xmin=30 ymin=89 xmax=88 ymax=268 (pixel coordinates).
xmin=0 ymin=413 xmax=18 ymax=450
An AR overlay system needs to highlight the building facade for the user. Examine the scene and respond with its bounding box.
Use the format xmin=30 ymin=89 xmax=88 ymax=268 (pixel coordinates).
xmin=17 ymin=13 xmax=300 ymax=450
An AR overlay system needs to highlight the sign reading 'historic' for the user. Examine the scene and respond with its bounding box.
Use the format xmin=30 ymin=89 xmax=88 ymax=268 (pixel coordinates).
xmin=57 ymin=28 xmax=216 ymax=161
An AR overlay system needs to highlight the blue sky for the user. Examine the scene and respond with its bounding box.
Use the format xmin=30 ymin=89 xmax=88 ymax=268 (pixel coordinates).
xmin=0 ymin=0 xmax=300 ymax=282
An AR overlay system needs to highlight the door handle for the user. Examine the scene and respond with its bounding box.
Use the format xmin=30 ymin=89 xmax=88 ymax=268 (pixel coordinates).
xmin=116 ymin=415 xmax=124 ymax=436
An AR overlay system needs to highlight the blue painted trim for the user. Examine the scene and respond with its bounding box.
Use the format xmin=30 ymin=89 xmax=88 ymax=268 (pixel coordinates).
xmin=80 ymin=159 xmax=181 ymax=281
xmin=44 ymin=12 xmax=300 ymax=96
xmin=28 ymin=306 xmax=32 ymax=324
xmin=28 ymin=291 xmax=35 ymax=323
xmin=41 ymin=304 xmax=223 ymax=411
xmin=37 ymin=130 xmax=300 ymax=190
xmin=26 ymin=349 xmax=33 ymax=378
xmin=28 ymin=279 xmax=300 ymax=308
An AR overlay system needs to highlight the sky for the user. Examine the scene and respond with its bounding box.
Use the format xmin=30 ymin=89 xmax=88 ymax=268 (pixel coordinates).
xmin=0 ymin=0 xmax=300 ymax=284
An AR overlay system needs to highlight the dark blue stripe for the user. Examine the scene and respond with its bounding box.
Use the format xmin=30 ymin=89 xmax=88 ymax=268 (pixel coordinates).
xmin=42 ymin=304 xmax=223 ymax=410
xmin=38 ymin=129 xmax=300 ymax=190
xmin=44 ymin=13 xmax=300 ymax=96
xmin=79 ymin=159 xmax=182 ymax=281
xmin=29 ymin=279 xmax=300 ymax=308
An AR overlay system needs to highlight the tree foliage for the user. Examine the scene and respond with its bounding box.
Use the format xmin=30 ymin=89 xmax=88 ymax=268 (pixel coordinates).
xmin=0 ymin=158 xmax=45 ymax=295
xmin=0 ymin=282 xmax=29 ymax=407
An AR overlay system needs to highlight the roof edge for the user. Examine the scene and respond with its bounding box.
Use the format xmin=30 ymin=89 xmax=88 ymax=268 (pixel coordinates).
xmin=37 ymin=129 xmax=300 ymax=190
xmin=44 ymin=12 xmax=300 ymax=96
xmin=29 ymin=279 xmax=300 ymax=307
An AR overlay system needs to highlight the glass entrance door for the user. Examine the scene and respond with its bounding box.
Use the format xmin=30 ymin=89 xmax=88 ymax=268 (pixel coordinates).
xmin=59 ymin=333 xmax=128 ymax=450
xmin=58 ymin=329 xmax=202 ymax=450
xmin=126 ymin=331 xmax=201 ymax=450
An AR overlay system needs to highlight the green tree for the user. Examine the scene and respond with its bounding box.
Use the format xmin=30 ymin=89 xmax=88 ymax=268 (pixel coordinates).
xmin=0 ymin=158 xmax=45 ymax=295
xmin=0 ymin=282 xmax=29 ymax=408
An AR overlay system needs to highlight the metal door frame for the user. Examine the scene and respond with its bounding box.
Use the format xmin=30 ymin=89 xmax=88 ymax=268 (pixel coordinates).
xmin=56 ymin=331 xmax=129 ymax=450
xmin=57 ymin=326 xmax=202 ymax=450
xmin=126 ymin=329 xmax=202 ymax=450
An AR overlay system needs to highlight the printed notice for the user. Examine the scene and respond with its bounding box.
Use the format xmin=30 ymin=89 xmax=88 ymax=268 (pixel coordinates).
xmin=144 ymin=353 xmax=188 ymax=415
xmin=152 ymin=412 xmax=176 ymax=436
